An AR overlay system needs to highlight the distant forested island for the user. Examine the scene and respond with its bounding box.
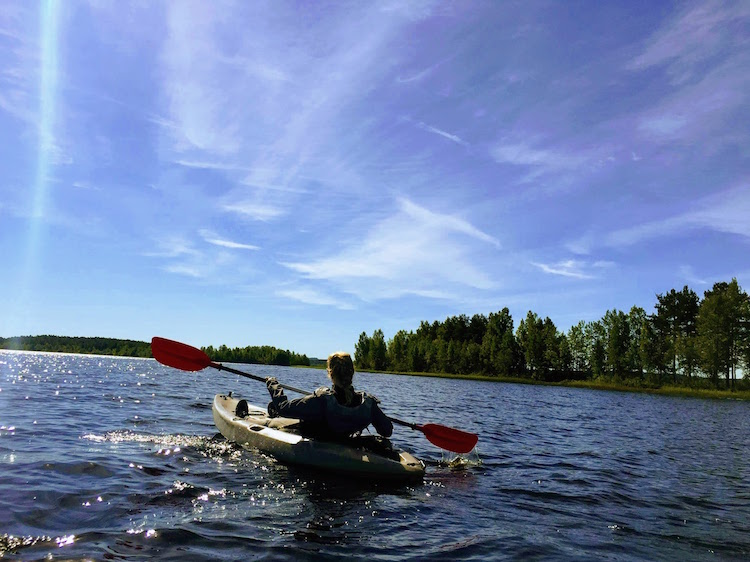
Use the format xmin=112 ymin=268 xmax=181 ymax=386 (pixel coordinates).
xmin=0 ymin=336 xmax=312 ymax=367
xmin=0 ymin=335 xmax=153 ymax=357
xmin=354 ymin=279 xmax=750 ymax=392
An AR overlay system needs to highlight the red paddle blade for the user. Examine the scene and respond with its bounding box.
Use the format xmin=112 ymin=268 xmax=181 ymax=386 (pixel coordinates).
xmin=420 ymin=423 xmax=478 ymax=454
xmin=151 ymin=337 xmax=211 ymax=372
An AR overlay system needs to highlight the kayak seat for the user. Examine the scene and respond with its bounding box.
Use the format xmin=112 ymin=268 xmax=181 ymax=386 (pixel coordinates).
xmin=235 ymin=400 xmax=249 ymax=418
xmin=233 ymin=402 xmax=302 ymax=430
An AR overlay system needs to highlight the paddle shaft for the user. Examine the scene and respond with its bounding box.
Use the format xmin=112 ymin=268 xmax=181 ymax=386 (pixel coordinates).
xmin=209 ymin=361 xmax=308 ymax=395
xmin=389 ymin=416 xmax=420 ymax=430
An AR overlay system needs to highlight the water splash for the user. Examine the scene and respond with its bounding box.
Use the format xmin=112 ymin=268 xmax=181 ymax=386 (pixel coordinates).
xmin=81 ymin=430 xmax=243 ymax=464
xmin=0 ymin=533 xmax=74 ymax=557
xmin=437 ymin=447 xmax=483 ymax=469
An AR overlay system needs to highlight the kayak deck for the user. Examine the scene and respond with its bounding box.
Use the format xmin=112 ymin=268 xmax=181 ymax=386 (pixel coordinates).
xmin=212 ymin=394 xmax=425 ymax=481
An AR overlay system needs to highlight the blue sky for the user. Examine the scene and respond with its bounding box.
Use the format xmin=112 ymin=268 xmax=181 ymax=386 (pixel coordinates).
xmin=1 ymin=1 xmax=748 ymax=358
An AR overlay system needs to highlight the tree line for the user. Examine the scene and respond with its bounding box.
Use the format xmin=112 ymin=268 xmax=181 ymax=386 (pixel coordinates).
xmin=354 ymin=279 xmax=750 ymax=390
xmin=0 ymin=335 xmax=312 ymax=367
xmin=0 ymin=335 xmax=152 ymax=357
xmin=201 ymin=345 xmax=311 ymax=367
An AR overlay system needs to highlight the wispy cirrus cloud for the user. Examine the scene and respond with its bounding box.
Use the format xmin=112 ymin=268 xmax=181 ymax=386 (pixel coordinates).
xmin=146 ymin=231 xmax=255 ymax=279
xmin=399 ymin=198 xmax=499 ymax=247
xmin=164 ymin=263 xmax=205 ymax=279
xmin=199 ymin=229 xmax=259 ymax=250
xmin=629 ymin=1 xmax=750 ymax=146
xmin=532 ymin=259 xmax=614 ymax=280
xmin=174 ymin=159 xmax=254 ymax=172
xmin=159 ymin=4 xmax=244 ymax=156
xmin=489 ymin=140 xmax=595 ymax=184
xmin=635 ymin=59 xmax=748 ymax=143
xmin=276 ymin=287 xmax=354 ymax=310
xmin=220 ymin=199 xmax=286 ymax=222
xmin=155 ymin=1 xmax=432 ymax=222
xmin=689 ymin=184 xmax=750 ymax=238
xmin=490 ymin=141 xmax=588 ymax=170
xmin=396 ymin=57 xmax=449 ymax=84
xmin=679 ymin=265 xmax=709 ymax=286
xmin=628 ymin=0 xmax=750 ymax=83
xmin=533 ymin=260 xmax=592 ymax=279
xmin=0 ymin=3 xmax=38 ymax=125
xmin=0 ymin=2 xmax=73 ymax=172
xmin=282 ymin=197 xmax=500 ymax=300
xmin=145 ymin=236 xmax=210 ymax=278
xmin=602 ymin=183 xmax=750 ymax=248
xmin=144 ymin=236 xmax=201 ymax=259
xmin=417 ymin=121 xmax=468 ymax=146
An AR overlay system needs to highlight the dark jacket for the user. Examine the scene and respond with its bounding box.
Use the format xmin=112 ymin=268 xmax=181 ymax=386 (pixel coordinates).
xmin=266 ymin=379 xmax=393 ymax=438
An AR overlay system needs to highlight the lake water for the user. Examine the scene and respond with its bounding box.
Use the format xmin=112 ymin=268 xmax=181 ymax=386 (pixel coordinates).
xmin=1 ymin=350 xmax=748 ymax=561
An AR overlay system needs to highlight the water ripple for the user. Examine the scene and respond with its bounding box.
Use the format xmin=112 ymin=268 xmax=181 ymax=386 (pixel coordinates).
xmin=2 ymin=351 xmax=750 ymax=560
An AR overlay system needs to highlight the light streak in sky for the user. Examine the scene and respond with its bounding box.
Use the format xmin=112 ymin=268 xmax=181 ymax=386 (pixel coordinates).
xmin=16 ymin=0 xmax=61 ymax=326
xmin=32 ymin=0 xmax=61 ymax=221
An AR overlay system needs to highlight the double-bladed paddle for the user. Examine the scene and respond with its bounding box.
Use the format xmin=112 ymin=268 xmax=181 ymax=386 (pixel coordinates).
xmin=151 ymin=337 xmax=478 ymax=454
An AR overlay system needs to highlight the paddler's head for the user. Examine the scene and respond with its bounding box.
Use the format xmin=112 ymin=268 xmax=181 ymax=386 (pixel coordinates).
xmin=327 ymin=352 xmax=354 ymax=387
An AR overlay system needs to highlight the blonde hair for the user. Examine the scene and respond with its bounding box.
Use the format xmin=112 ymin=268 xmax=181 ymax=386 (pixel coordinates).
xmin=327 ymin=351 xmax=354 ymax=386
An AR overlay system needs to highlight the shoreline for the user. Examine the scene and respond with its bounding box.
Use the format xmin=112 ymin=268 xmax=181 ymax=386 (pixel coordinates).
xmin=355 ymin=368 xmax=750 ymax=401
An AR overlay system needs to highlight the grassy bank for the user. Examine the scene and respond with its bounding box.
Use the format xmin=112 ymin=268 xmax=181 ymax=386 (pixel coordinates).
xmin=561 ymin=380 xmax=750 ymax=400
xmin=358 ymin=368 xmax=750 ymax=400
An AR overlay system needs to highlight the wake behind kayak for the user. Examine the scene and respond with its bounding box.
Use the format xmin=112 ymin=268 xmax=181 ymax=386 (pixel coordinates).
xmin=212 ymin=394 xmax=425 ymax=481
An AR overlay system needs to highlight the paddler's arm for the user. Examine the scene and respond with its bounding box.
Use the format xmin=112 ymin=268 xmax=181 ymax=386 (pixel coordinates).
xmin=266 ymin=378 xmax=324 ymax=421
xmin=371 ymin=400 xmax=393 ymax=438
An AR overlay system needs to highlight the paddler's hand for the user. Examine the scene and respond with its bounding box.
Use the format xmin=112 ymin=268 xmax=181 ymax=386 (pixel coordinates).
xmin=266 ymin=377 xmax=283 ymax=403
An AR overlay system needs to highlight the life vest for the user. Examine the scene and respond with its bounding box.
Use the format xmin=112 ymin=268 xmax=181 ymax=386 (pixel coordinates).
xmin=314 ymin=387 xmax=377 ymax=436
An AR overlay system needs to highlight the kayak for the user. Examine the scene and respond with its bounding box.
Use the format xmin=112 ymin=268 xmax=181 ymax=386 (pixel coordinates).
xmin=212 ymin=394 xmax=425 ymax=481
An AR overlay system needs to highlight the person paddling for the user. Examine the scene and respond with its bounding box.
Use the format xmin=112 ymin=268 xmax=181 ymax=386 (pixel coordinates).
xmin=265 ymin=352 xmax=393 ymax=438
